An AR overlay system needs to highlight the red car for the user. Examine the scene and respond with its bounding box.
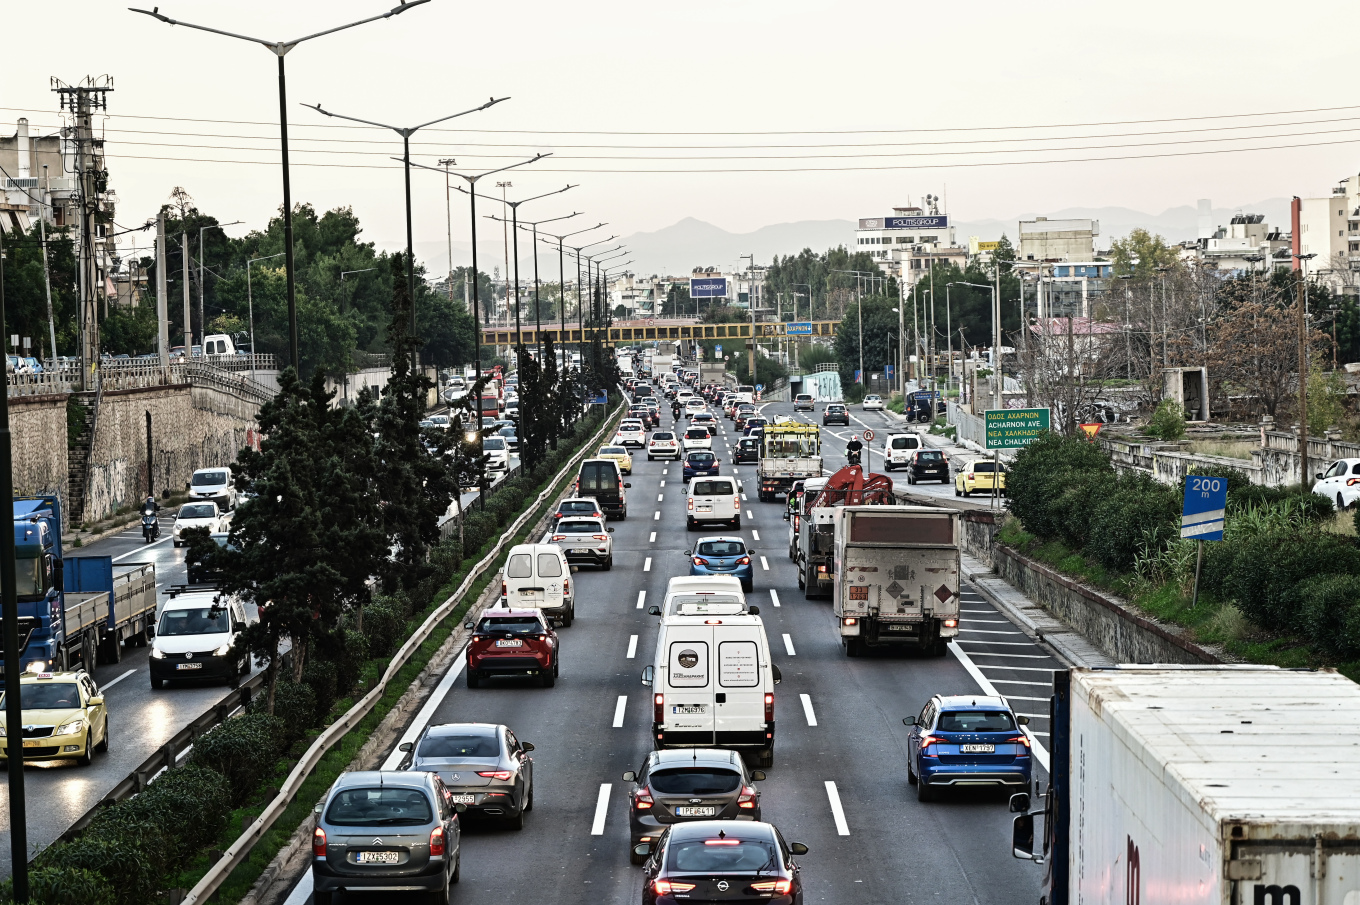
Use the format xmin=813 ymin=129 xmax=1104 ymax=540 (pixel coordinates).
xmin=464 ymin=609 xmax=560 ymax=688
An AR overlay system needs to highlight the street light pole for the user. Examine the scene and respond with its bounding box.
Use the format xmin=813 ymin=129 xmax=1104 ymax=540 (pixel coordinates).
xmin=131 ymin=1 xmax=430 ymax=370
xmin=339 ymin=268 xmax=376 ymax=401
xmin=247 ymin=252 xmax=286 ymax=381
xmin=491 ymin=213 xmax=580 ymax=354
xmin=537 ymin=222 xmax=606 ymax=354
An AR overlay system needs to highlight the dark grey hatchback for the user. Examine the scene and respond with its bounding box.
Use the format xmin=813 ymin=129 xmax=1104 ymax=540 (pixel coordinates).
xmin=623 ymin=748 xmax=765 ymax=864
xmin=312 ymin=770 xmax=462 ymax=905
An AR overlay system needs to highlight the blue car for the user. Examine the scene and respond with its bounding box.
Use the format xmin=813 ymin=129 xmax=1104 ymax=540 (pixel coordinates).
xmin=904 ymin=694 xmax=1032 ymax=802
xmin=689 ymin=535 xmax=754 ymax=592
xmin=682 ymin=450 xmax=720 ymax=482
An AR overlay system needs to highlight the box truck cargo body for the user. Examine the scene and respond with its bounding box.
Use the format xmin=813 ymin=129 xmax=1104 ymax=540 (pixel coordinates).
xmin=1013 ymin=666 xmax=1360 ymax=905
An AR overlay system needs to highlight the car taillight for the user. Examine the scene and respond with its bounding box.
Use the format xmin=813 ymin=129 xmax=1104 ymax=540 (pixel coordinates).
xmin=593 ymin=534 xmax=609 ymax=541
xmin=554 ymin=512 xmax=562 ymax=519
xmin=654 ymin=693 xmax=665 ymax=723
xmin=477 ymin=770 xmax=513 ymax=780
xmin=552 ymin=535 xmax=566 ymax=541
xmin=967 ymin=473 xmax=975 ymax=480
xmin=737 ymin=556 xmax=751 ymax=565
xmin=1008 ymin=734 xmax=1032 ymax=749
xmin=564 ymin=578 xmax=570 ymax=595
xmin=794 ymin=515 xmax=801 ymax=530
xmin=751 ymin=880 xmax=793 ymax=894
xmin=634 ymin=789 xmax=654 ymax=810
xmin=429 ymin=825 xmax=446 ymax=857
xmin=654 ymin=880 xmax=697 ymax=895
xmin=764 ymin=693 xmax=774 ymax=722
xmin=737 ymin=785 xmax=758 ymax=809
xmin=842 ymin=617 xmax=857 ymax=625
xmin=920 ymin=734 xmax=942 ymax=752
xmin=312 ymin=826 xmax=327 ymax=856
xmin=692 ymin=556 xmax=709 ymax=566
xmin=688 ymin=498 xmax=694 ymax=511
xmin=501 ymin=580 xmax=507 ymax=596
xmin=734 ymin=497 xmax=741 ymax=510
xmin=943 ymin=617 xmax=958 ymax=628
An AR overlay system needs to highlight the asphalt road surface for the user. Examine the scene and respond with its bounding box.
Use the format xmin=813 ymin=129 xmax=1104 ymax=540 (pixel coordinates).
xmin=283 ymin=398 xmax=1051 ymax=904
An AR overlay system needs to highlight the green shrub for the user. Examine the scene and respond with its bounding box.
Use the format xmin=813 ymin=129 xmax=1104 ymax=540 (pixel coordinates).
xmin=272 ymin=679 xmax=320 ymax=745
xmin=1007 ymin=432 xmax=1110 ymax=540
xmin=189 ymin=711 xmax=284 ymax=807
xmin=35 ymin=821 xmax=172 ymax=905
xmin=302 ymin=658 xmax=337 ymax=721
xmin=0 ymin=866 xmax=116 ymax=905
xmin=88 ymin=764 xmax=231 ymax=860
xmin=1085 ymin=473 xmax=1180 ymax=572
xmin=363 ymin=597 xmax=408 ymax=659
xmin=1297 ymin=574 xmax=1360 ymax=659
xmin=1222 ymin=530 xmax=1360 ymax=631
xmin=1146 ymin=398 xmax=1186 ymax=441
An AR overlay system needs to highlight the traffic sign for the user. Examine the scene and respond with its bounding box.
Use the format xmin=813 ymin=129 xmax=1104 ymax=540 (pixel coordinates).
xmin=588 ymin=390 xmax=608 ymax=405
xmin=755 ymin=384 xmax=764 ymax=392
xmin=1181 ymin=475 xmax=1227 ymax=540
xmin=984 ymin=408 xmax=1050 ymax=450
xmin=1079 ymin=422 xmax=1103 ymax=440
xmin=785 ymin=322 xmax=813 ymax=335
xmin=715 ymin=345 xmax=722 ymax=355
xmin=863 ymin=429 xmax=875 ymax=442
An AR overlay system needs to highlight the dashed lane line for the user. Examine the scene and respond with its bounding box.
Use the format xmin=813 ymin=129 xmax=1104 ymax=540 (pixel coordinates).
xmin=957 ymin=629 xmax=1024 ymax=636
xmin=649 ymin=532 xmax=657 ymax=542
xmin=783 ymin=633 xmax=796 ymax=656
xmin=953 ymin=640 xmax=1039 ymax=647
xmin=654 ymin=511 xmax=660 ymax=521
xmin=824 ymin=782 xmax=850 ymax=836
xmin=746 ymin=510 xmax=754 ymax=519
xmin=613 ymin=696 xmax=628 ymax=728
xmin=627 ymin=635 xmax=638 ymax=659
xmin=770 ymin=590 xmax=781 ymax=608
xmin=644 ymin=557 xmax=652 ymax=572
xmin=752 ymin=530 xmax=760 ymax=541
xmin=800 ymin=693 xmax=818 ymax=726
xmin=101 ymin=669 xmax=136 ymax=691
xmin=760 ymin=556 xmax=769 ymax=571
xmin=637 ymin=591 xmax=646 ymax=610
xmin=960 ymin=652 xmax=1054 ymax=659
xmin=657 ymin=494 xmax=664 ymax=502
xmin=591 ymin=784 xmax=612 ymax=835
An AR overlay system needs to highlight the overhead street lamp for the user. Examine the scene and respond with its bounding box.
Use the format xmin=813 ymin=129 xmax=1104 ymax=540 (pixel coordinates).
xmin=537 ymin=222 xmax=607 ymax=357
xmin=590 ymin=248 xmax=628 ymax=345
xmin=953 ymin=281 xmax=1000 ymax=409
xmin=566 ymin=236 xmax=619 ymax=360
xmin=489 ymin=212 xmax=580 ymax=351
xmin=130 ymin=1 xmax=430 ymax=369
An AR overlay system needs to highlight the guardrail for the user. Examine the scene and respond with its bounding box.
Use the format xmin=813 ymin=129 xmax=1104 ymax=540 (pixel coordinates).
xmin=179 ymin=398 xmax=623 ymax=904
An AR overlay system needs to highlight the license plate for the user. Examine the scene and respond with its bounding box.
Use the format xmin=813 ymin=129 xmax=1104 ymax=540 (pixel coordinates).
xmin=176 ymin=662 xmax=204 ymax=670
xmin=356 ymin=851 xmax=400 ymax=864
xmin=885 ymin=624 xmax=912 ymax=632
xmin=849 ymin=586 xmax=869 ymax=600
xmin=22 ymin=739 xmax=47 ymax=747
xmin=960 ymin=744 xmax=996 ymax=754
xmin=698 ymin=506 xmax=711 ymax=513
xmin=495 ymin=639 xmax=523 ymax=647
xmin=571 ymin=548 xmax=590 ymax=554
xmin=448 ymin=794 xmax=475 ymax=804
xmin=675 ymin=806 xmax=717 ymax=817
xmin=672 ymin=704 xmax=707 ymax=714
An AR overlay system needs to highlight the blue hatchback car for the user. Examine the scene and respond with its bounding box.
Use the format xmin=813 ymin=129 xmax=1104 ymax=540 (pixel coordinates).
xmin=689 ymin=535 xmax=754 ymax=592
xmin=683 ymin=450 xmax=720 ymax=482
xmin=904 ymin=694 xmax=1032 ymax=801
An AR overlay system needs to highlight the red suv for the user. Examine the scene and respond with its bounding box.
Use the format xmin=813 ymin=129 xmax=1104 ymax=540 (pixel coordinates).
xmin=464 ymin=609 xmax=560 ymax=688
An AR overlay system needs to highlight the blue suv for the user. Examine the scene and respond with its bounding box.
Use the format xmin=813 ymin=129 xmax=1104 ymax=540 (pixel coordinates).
xmin=683 ymin=450 xmax=720 ymax=482
xmin=689 ymin=535 xmax=755 ymax=592
xmin=903 ymin=694 xmax=1032 ymax=801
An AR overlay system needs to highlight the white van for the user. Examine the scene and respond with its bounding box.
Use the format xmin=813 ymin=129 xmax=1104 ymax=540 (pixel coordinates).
xmin=642 ymin=614 xmax=781 ymax=767
xmin=687 ymin=476 xmax=741 ymax=531
xmin=149 ymin=591 xmax=252 ymax=688
xmin=883 ymin=432 xmax=923 ymax=471
xmin=202 ymin=334 xmax=237 ymax=356
xmin=188 ymin=467 xmax=236 ymax=510
xmin=649 ymin=576 xmax=752 ymax=619
xmin=500 ymin=544 xmax=575 ymax=626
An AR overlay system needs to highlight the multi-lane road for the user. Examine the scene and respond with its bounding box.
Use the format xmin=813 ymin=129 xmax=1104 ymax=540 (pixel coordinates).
xmin=282 ymin=398 xmax=1051 ymax=904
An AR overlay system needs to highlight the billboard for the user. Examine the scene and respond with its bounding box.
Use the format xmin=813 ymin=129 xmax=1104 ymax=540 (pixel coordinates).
xmin=859 ymin=215 xmax=949 ymax=230
xmin=690 ymin=276 xmax=728 ymax=299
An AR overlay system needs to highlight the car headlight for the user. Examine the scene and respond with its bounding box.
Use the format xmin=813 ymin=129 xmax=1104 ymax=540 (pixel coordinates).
xmin=0 ymin=724 xmax=6 ymax=737
xmin=173 ymin=525 xmax=182 ymax=535
xmin=56 ymin=718 xmax=86 ymax=736
xmin=150 ymin=646 xmax=166 ymax=659
xmin=212 ymin=643 xmax=233 ymax=657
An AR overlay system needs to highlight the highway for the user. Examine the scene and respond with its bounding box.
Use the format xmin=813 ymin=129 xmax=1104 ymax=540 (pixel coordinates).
xmin=282 ymin=398 xmax=1051 ymax=904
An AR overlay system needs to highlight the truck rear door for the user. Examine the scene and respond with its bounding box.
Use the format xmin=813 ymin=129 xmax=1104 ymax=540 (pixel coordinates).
xmin=663 ymin=627 xmax=715 ymax=745
xmin=714 ymin=629 xmax=765 ymax=746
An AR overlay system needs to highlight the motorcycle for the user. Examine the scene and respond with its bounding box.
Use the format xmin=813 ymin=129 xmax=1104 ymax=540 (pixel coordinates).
xmin=141 ymin=510 xmax=159 ymax=543
xmin=846 ymin=448 xmax=862 ymax=467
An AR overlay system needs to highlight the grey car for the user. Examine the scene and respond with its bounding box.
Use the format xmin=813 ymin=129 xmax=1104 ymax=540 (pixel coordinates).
xmin=622 ymin=748 xmax=765 ymax=864
xmin=552 ymin=516 xmax=615 ymax=569
xmin=311 ymin=770 xmax=462 ymax=905
xmin=400 ymin=722 xmax=536 ymax=830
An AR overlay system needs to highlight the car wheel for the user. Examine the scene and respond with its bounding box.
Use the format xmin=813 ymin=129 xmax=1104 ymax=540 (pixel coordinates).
xmin=907 ymin=760 xmax=918 ymax=785
xmin=797 ymin=567 xmax=805 ymax=590
xmin=1339 ymin=493 xmax=1347 ymax=511
xmin=314 ymin=892 xmax=334 ymax=905
xmin=451 ymin=852 xmax=461 ymax=884
xmin=648 ymin=455 xmax=654 ymax=461
xmin=506 ymin=804 xmax=526 ymax=831
xmin=917 ymin=778 xmax=938 ymax=802
xmin=754 ymin=747 xmax=774 ymax=769
xmin=430 ymin=881 xmax=450 ymax=905
xmin=96 ymin=720 xmax=109 ymax=754
xmin=732 ymin=517 xmax=741 ymax=529
xmin=76 ymin=732 xmax=93 ymax=766
xmin=541 ymin=666 xmax=556 ymax=688
xmin=466 ymin=668 xmax=481 ymax=689
xmin=525 ymin=782 xmax=535 ymax=812
xmin=686 ymin=518 xmax=695 ymax=532
xmin=742 ymin=580 xmax=753 ymax=593
xmin=845 ymin=638 xmax=863 ymax=658
xmin=563 ymin=606 xmax=574 ymax=627
xmin=620 ymin=508 xmax=627 ymax=520
xmin=150 ymin=676 xmax=165 ymax=690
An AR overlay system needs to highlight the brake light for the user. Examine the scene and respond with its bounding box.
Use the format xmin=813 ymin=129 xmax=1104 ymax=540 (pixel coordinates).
xmin=654 ymin=880 xmax=697 ymax=894
xmin=634 ymin=789 xmax=654 ymax=810
xmin=967 ymin=473 xmax=974 ymax=480
xmin=476 ymin=770 xmax=513 ymax=780
xmin=842 ymin=617 xmax=856 ymax=626
xmin=552 ymin=535 xmax=566 ymax=541
xmin=1008 ymin=734 xmax=1032 ymax=749
xmin=688 ymin=497 xmax=694 ymax=511
xmin=737 ymin=785 xmax=758 ymax=809
xmin=501 ymin=580 xmax=507 ymax=596
xmin=943 ymin=617 xmax=958 ymax=628
xmin=794 ymin=515 xmax=800 ymax=530
xmin=751 ymin=880 xmax=793 ymax=894
xmin=734 ymin=496 xmax=741 ymax=510
xmin=693 ymin=556 xmax=709 ymax=566
xmin=563 ymin=578 xmax=570 ymax=596
xmin=736 ymin=556 xmax=751 ymax=565
xmin=312 ymin=826 xmax=327 ymax=856
xmin=765 ymin=693 xmax=774 ymax=722
xmin=920 ymin=734 xmax=942 ymax=752
xmin=704 ymin=839 xmax=741 ymax=845
xmin=654 ymin=693 xmax=665 ymax=723
xmin=429 ymin=825 xmax=446 ymax=857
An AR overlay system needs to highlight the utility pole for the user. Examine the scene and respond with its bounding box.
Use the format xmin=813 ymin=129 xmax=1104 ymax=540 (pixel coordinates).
xmin=1295 ymin=253 xmax=1316 ymax=487
xmin=181 ymin=232 xmax=191 ymax=355
xmin=156 ymin=213 xmax=169 ymax=374
xmin=39 ymin=165 xmax=58 ymax=367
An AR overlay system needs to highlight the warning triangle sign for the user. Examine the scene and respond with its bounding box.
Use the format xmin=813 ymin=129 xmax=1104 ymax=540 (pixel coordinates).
xmin=1079 ymin=423 xmax=1103 ymax=440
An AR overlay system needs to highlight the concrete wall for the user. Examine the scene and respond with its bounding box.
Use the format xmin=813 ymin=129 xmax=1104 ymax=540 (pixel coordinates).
xmin=1101 ymin=428 xmax=1360 ymax=489
xmin=10 ymin=393 xmax=71 ymax=511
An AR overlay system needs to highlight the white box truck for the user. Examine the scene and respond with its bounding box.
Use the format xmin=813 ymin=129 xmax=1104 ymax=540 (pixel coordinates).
xmin=1011 ymin=666 xmax=1360 ymax=905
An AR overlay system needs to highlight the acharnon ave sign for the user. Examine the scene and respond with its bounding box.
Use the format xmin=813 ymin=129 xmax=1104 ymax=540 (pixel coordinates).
xmin=984 ymin=408 xmax=1051 ymax=450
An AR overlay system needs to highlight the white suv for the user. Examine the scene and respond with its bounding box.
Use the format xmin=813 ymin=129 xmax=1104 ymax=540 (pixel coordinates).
xmin=648 ymin=431 xmax=682 ymax=461
xmin=682 ymin=425 xmax=713 ymax=452
xmin=616 ymin=419 xmax=648 ymax=449
xmin=189 ymin=467 xmax=236 ymax=511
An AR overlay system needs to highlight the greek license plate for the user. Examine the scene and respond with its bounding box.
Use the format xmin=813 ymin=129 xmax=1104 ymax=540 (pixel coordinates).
xmin=448 ymin=794 xmax=475 ymax=804
xmin=849 ymin=586 xmax=869 ymax=600
xmin=572 ymin=548 xmax=590 ymax=554
xmin=698 ymin=506 xmax=711 ymax=513
xmin=176 ymin=662 xmax=203 ymax=670
xmin=356 ymin=851 xmax=400 ymax=864
xmin=22 ymin=739 xmax=47 ymax=747
xmin=960 ymin=744 xmax=996 ymax=754
xmin=676 ymin=806 xmax=717 ymax=817
xmin=673 ymin=704 xmax=707 ymax=715
xmin=495 ymin=639 xmax=523 ymax=648
xmin=885 ymin=624 xmax=912 ymax=632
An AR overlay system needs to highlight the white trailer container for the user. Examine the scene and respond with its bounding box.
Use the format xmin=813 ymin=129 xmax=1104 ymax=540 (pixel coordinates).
xmin=1014 ymin=666 xmax=1360 ymax=905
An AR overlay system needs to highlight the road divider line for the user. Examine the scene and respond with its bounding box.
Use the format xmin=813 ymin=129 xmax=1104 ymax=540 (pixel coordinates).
xmin=949 ymin=642 xmax=1050 ymax=771
xmin=783 ymin=634 xmax=796 ymax=656
xmin=657 ymin=493 xmax=664 ymax=502
xmin=637 ymin=591 xmax=647 ymax=610
xmin=654 ymin=511 xmax=660 ymax=521
xmin=760 ymin=556 xmax=769 ymax=571
xmin=101 ymin=668 xmax=136 ymax=690
xmin=659 ymin=480 xmax=665 ymax=487
xmin=800 ymin=693 xmax=818 ymax=725
xmin=613 ymin=696 xmax=628 ymax=728
xmin=649 ymin=532 xmax=657 ymax=543
xmin=644 ymin=557 xmax=652 ymax=572
xmin=741 ymin=493 xmax=748 ymax=501
xmin=663 ymin=468 xmax=668 ymax=474
xmin=746 ymin=510 xmax=753 ymax=519
xmin=627 ymin=635 xmax=638 ymax=659
xmin=113 ymin=535 xmax=171 ymax=560
xmin=752 ymin=530 xmax=760 ymax=541
xmin=824 ymin=781 xmax=850 ymax=835
xmin=770 ymin=590 xmax=781 ymax=608
xmin=591 ymin=784 xmax=612 ymax=835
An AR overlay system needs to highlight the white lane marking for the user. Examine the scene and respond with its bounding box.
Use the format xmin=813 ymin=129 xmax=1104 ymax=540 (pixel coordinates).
xmin=657 ymin=494 xmax=664 ymax=502
xmin=960 ymin=608 xmax=994 ymax=613
xmin=627 ymin=635 xmax=638 ymax=659
xmin=801 ymin=693 xmax=818 ymax=726
xmin=113 ymin=534 xmax=172 ymax=560
xmin=990 ymin=679 xmax=1054 ymax=687
xmin=637 ymin=591 xmax=647 ymax=609
xmin=746 ymin=510 xmax=754 ymax=519
xmin=956 ymin=629 xmax=1023 ymax=636
xmin=613 ymin=696 xmax=628 ymax=728
xmin=949 ymin=643 xmax=1050 ymax=771
xmin=654 ymin=511 xmax=660 ymax=521
xmin=751 ymin=530 xmax=760 ymax=541
xmin=741 ymin=493 xmax=748 ymax=501
xmin=976 ymin=665 xmax=1061 ymax=673
xmin=783 ymin=634 xmax=796 ymax=656
xmin=1001 ymin=695 xmax=1051 ymax=702
xmin=663 ymin=468 xmax=668 ymax=474
xmin=644 ymin=557 xmax=652 ymax=572
xmin=965 ymin=618 xmax=1015 ymax=624
xmin=101 ymin=668 xmax=136 ymax=690
xmin=659 ymin=480 xmax=665 ymax=487
xmin=825 ymin=781 xmax=850 ymax=835
xmin=591 ymin=784 xmax=612 ymax=835
xmin=962 ymin=652 xmax=1054 ymax=659
xmin=952 ymin=640 xmax=1037 ymax=647
xmin=649 ymin=532 xmax=657 ymax=543
xmin=770 ymin=590 xmax=781 ymax=608
xmin=760 ymin=556 xmax=769 ymax=571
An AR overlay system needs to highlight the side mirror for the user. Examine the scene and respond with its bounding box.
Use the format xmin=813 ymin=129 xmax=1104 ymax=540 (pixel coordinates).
xmin=903 ymin=717 xmax=917 ymax=726
xmin=399 ymin=742 xmax=413 ymax=752
xmin=1017 ymin=715 xmax=1030 ymax=726
xmin=233 ymin=621 xmax=246 ymax=633
xmin=789 ymin=843 xmax=809 ymax=856
xmin=771 ymin=664 xmax=782 ymax=685
xmin=521 ymin=742 xmax=535 ymax=752
xmin=641 ymin=665 xmax=654 ymax=686
xmin=622 ymin=771 xmax=637 ymax=783
xmin=749 ymin=770 xmax=766 ymax=782
xmin=314 ymin=803 xmax=324 ymax=815
xmin=607 ymin=527 xmax=615 ymax=533
xmin=464 ymin=622 xmax=474 ymax=631
xmin=1315 ymin=472 xmax=1323 ymax=480
xmin=748 ymin=605 xmax=760 ymax=616
xmin=88 ymin=695 xmax=104 ymax=706
xmin=1009 ymin=792 xmax=1031 ymax=813
xmin=624 ymin=482 xmax=632 ymax=488
xmin=1012 ymin=813 xmax=1041 ymax=863
xmin=633 ymin=843 xmax=652 ymax=859
xmin=648 ymin=605 xmax=661 ymax=616
xmin=783 ymin=511 xmax=790 ymax=521
xmin=570 ymin=566 xmax=579 ymax=574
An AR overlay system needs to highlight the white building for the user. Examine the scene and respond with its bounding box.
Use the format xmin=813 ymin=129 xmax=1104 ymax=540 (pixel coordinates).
xmin=854 ymin=204 xmax=964 ymax=284
xmin=1178 ymin=213 xmax=1291 ymax=274
xmin=1296 ymin=173 xmax=1360 ymax=290
xmin=1018 ymin=217 xmax=1098 ymax=262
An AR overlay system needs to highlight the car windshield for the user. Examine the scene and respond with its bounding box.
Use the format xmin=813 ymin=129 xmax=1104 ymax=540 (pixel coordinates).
xmin=936 ymin=710 xmax=1017 ymax=732
xmin=622 ymin=422 xmax=644 ymax=430
xmin=498 ymin=428 xmax=516 ymax=438
xmin=324 ymin=787 xmax=433 ymax=827
xmin=192 ymin=471 xmax=228 ymax=486
xmin=971 ymin=462 xmax=1001 ymax=473
xmin=697 ymin=540 xmax=745 ymax=557
xmin=797 ymin=395 xmax=812 ymax=401
xmin=483 ymin=438 xmax=506 ymax=450
xmin=0 ymin=682 xmax=80 ymax=710
xmin=178 ymin=504 xmax=216 ymax=519
xmin=692 ymin=481 xmax=733 ymax=496
xmin=669 ymin=838 xmax=778 ymax=873
xmin=827 ymin=405 xmax=845 ymax=412
xmin=649 ymin=767 xmax=742 ymax=795
xmin=477 ymin=616 xmax=543 ymax=635
xmin=559 ymin=520 xmax=603 ymax=534
xmin=159 ymin=606 xmax=231 ymax=636
xmin=559 ymin=501 xmax=599 ymax=514
xmin=418 ymin=729 xmax=500 ymax=758
xmin=688 ymin=453 xmax=715 ymax=464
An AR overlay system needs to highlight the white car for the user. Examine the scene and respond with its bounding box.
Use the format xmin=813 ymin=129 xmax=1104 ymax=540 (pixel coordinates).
xmin=188 ymin=467 xmax=236 ymax=510
xmin=863 ymin=394 xmax=885 ymax=411
xmin=684 ymin=397 xmax=706 ymax=417
xmin=551 ymin=516 xmax=614 ymax=570
xmin=172 ymin=502 xmax=225 ymax=547
xmin=1313 ymin=457 xmax=1360 ymax=510
xmin=427 ymin=414 xmax=451 ymax=430
xmin=482 ymin=435 xmax=511 ymax=471
xmin=616 ymin=419 xmax=648 ymax=449
xmin=682 ymin=425 xmax=713 ymax=452
xmin=648 ymin=431 xmax=682 ymax=461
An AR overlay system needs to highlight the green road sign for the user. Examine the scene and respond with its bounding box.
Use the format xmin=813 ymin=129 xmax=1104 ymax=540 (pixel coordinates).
xmin=985 ymin=408 xmax=1051 ymax=450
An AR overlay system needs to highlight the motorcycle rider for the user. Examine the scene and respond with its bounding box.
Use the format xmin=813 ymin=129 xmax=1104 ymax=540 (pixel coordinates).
xmin=141 ymin=496 xmax=160 ymax=542
xmin=845 ymin=434 xmax=864 ymax=466
xmin=672 ymin=400 xmax=682 ymax=421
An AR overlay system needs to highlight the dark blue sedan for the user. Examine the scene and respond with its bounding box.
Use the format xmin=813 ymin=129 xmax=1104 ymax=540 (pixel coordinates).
xmin=904 ymin=694 xmax=1032 ymax=801
xmin=689 ymin=535 xmax=754 ymax=592
xmin=682 ymin=450 xmax=720 ymax=482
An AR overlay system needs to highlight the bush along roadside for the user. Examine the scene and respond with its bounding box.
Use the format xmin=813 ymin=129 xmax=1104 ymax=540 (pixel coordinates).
xmin=0 ymin=398 xmax=621 ymax=905
xmin=1003 ymin=432 xmax=1359 ymax=679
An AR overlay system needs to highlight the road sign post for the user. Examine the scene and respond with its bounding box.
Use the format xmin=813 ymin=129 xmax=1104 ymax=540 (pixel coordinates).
xmin=1181 ymin=475 xmax=1228 ymax=608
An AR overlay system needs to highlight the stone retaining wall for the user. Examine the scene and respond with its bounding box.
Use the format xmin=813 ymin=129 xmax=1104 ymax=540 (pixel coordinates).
xmin=10 ymin=393 xmax=71 ymax=511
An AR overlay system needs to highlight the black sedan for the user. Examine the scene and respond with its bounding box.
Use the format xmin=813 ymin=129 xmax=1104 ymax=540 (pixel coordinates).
xmin=400 ymin=722 xmax=536 ymax=830
xmin=905 ymin=449 xmax=950 ymax=484
xmin=822 ymin=403 xmax=849 ymax=425
xmin=734 ymin=437 xmax=760 ymax=464
xmin=624 ymin=749 xmax=764 ymax=863
xmin=637 ymin=821 xmax=807 ymax=904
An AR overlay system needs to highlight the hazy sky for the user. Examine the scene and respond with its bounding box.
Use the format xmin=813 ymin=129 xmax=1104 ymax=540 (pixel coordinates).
xmin=5 ymin=0 xmax=1359 ymax=271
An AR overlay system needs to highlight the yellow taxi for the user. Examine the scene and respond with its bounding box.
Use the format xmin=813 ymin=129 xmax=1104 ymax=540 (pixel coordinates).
xmin=0 ymin=669 xmax=109 ymax=766
xmin=955 ymin=458 xmax=1007 ymax=497
xmin=597 ymin=444 xmax=634 ymax=475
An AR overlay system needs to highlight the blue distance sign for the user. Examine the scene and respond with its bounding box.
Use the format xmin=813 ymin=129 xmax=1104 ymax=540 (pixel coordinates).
xmin=588 ymin=390 xmax=608 ymax=405
xmin=690 ymin=277 xmax=728 ymax=299
xmin=1180 ymin=475 xmax=1227 ymax=540
xmin=785 ymin=322 xmax=813 ymax=335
